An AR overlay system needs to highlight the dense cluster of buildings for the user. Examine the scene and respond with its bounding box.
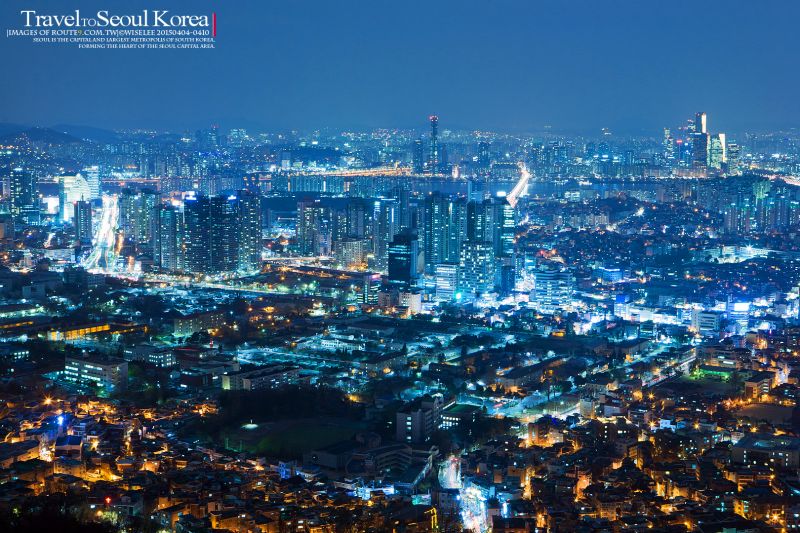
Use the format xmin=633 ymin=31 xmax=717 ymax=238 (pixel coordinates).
xmin=0 ymin=114 xmax=799 ymax=531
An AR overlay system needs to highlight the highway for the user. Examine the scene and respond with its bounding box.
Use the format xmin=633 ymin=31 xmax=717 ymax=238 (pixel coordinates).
xmin=82 ymin=194 xmax=121 ymax=272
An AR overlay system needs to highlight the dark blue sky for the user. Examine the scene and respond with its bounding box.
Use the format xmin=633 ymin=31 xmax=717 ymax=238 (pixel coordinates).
xmin=2 ymin=0 xmax=799 ymax=133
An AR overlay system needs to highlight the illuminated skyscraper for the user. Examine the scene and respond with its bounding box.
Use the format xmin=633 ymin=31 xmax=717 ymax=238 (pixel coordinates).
xmin=181 ymin=194 xmax=239 ymax=274
xmin=692 ymin=112 xmax=709 ymax=172
xmin=119 ymin=188 xmax=158 ymax=249
xmin=662 ymin=129 xmax=674 ymax=163
xmin=58 ymin=174 xmax=90 ymax=222
xmin=412 ymin=139 xmax=424 ymax=174
xmin=9 ymin=167 xmax=39 ymax=225
xmin=727 ymin=142 xmax=741 ymax=175
xmin=182 ymin=195 xmax=212 ymax=273
xmin=709 ymin=133 xmax=727 ymax=170
xmin=693 ymin=132 xmax=709 ymax=172
xmin=458 ymin=241 xmax=495 ymax=296
xmin=429 ymin=115 xmax=439 ymax=174
xmin=493 ymin=197 xmax=516 ymax=258
xmin=208 ymin=195 xmax=238 ymax=273
xmin=423 ymin=193 xmax=466 ymax=272
xmin=297 ymin=200 xmax=332 ymax=256
xmin=73 ymin=200 xmax=93 ymax=245
xmin=345 ymin=198 xmax=370 ymax=239
xmin=478 ymin=141 xmax=490 ymax=172
xmin=438 ymin=144 xmax=449 ymax=175
xmin=695 ymin=112 xmax=707 ymax=134
xmin=372 ymin=199 xmax=397 ymax=272
xmin=466 ymin=197 xmax=515 ymax=257
xmin=236 ymin=191 xmax=262 ymax=272
xmin=388 ymin=229 xmax=419 ymax=288
xmin=434 ymin=263 xmax=459 ymax=301
xmin=154 ymin=204 xmax=180 ymax=271
xmin=82 ymin=165 xmax=101 ymax=200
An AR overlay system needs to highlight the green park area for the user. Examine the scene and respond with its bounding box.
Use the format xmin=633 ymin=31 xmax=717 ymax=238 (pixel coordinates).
xmin=179 ymin=385 xmax=367 ymax=458
xmin=651 ymin=372 xmax=742 ymax=401
xmin=225 ymin=418 xmax=367 ymax=456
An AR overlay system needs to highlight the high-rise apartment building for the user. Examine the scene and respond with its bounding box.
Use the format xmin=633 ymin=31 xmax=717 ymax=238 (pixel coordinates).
xmin=236 ymin=191 xmax=262 ymax=272
xmin=154 ymin=204 xmax=181 ymax=271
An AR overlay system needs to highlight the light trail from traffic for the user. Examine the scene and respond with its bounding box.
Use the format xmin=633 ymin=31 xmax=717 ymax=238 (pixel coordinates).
xmin=506 ymin=162 xmax=530 ymax=208
xmin=82 ymin=194 xmax=121 ymax=272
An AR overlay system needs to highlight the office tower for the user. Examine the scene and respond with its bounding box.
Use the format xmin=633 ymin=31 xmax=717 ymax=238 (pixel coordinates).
xmin=692 ymin=132 xmax=709 ymax=172
xmin=458 ymin=241 xmax=495 ymax=296
xmin=73 ymin=200 xmax=93 ymax=245
xmin=708 ymin=133 xmax=727 ymax=170
xmin=182 ymin=195 xmax=212 ymax=273
xmin=429 ymin=115 xmax=439 ymax=174
xmin=58 ymin=174 xmax=91 ymax=222
xmin=372 ymin=199 xmax=397 ymax=272
xmin=412 ymin=139 xmax=424 ymax=174
xmin=726 ymin=142 xmax=741 ymax=175
xmin=533 ymin=267 xmax=575 ymax=313
xmin=423 ymin=193 xmax=466 ymax=272
xmin=478 ymin=141 xmax=491 ymax=172
xmin=297 ymin=200 xmax=332 ymax=256
xmin=9 ymin=167 xmax=39 ymax=225
xmin=495 ymin=199 xmax=516 ymax=258
xmin=466 ymin=200 xmax=490 ymax=243
xmin=236 ymin=191 xmax=262 ymax=272
xmin=387 ymin=229 xmax=419 ymax=288
xmin=691 ymin=112 xmax=710 ymax=172
xmin=154 ymin=204 xmax=180 ymax=271
xmin=662 ymin=129 xmax=674 ymax=163
xmin=82 ymin=165 xmax=101 ymax=200
xmin=695 ymin=112 xmax=707 ymax=134
xmin=497 ymin=259 xmax=516 ymax=295
xmin=209 ymin=195 xmax=238 ymax=273
xmin=434 ymin=263 xmax=459 ymax=301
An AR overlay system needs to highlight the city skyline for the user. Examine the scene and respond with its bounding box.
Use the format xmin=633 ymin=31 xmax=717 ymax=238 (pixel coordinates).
xmin=0 ymin=110 xmax=784 ymax=141
xmin=3 ymin=2 xmax=800 ymax=532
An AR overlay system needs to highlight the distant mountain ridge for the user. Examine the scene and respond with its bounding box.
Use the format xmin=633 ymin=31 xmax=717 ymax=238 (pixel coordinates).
xmin=0 ymin=126 xmax=82 ymax=145
xmin=52 ymin=124 xmax=119 ymax=143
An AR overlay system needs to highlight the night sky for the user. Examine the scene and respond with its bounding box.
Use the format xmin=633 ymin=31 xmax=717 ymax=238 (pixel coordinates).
xmin=2 ymin=0 xmax=799 ymax=133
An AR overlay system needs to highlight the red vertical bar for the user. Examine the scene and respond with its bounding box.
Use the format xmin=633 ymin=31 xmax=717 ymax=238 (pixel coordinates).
xmin=212 ymin=13 xmax=217 ymax=37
